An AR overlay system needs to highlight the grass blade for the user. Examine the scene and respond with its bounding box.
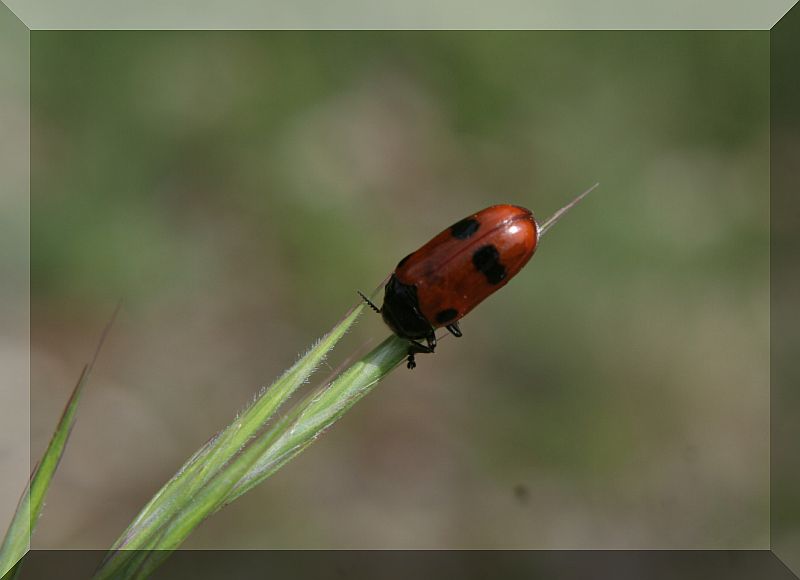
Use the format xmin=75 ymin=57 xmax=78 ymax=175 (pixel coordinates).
xmin=96 ymin=303 xmax=365 ymax=578
xmin=225 ymin=334 xmax=408 ymax=504
xmin=0 ymin=309 xmax=116 ymax=577
xmin=124 ymin=335 xmax=408 ymax=578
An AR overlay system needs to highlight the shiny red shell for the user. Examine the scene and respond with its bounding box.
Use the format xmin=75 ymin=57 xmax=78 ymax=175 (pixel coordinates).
xmin=394 ymin=204 xmax=538 ymax=328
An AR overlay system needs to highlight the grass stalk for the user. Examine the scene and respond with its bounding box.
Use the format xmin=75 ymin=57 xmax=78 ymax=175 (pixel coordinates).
xmin=96 ymin=303 xmax=404 ymax=578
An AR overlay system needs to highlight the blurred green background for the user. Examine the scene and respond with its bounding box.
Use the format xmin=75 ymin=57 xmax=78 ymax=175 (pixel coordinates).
xmin=28 ymin=31 xmax=769 ymax=549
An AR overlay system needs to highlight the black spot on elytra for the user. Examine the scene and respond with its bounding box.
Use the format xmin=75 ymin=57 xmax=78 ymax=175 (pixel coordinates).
xmin=450 ymin=217 xmax=480 ymax=239
xmin=435 ymin=308 xmax=458 ymax=324
xmin=472 ymin=244 xmax=506 ymax=284
xmin=397 ymin=253 xmax=413 ymax=268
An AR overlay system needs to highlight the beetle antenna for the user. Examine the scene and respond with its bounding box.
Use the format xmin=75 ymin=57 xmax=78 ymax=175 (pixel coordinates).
xmin=538 ymin=182 xmax=599 ymax=238
xmin=357 ymin=290 xmax=382 ymax=314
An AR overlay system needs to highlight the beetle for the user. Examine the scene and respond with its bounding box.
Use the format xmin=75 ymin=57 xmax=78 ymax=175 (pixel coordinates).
xmin=359 ymin=184 xmax=597 ymax=369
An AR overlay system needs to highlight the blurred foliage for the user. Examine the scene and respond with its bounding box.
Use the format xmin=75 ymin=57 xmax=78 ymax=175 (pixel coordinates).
xmin=28 ymin=31 xmax=768 ymax=550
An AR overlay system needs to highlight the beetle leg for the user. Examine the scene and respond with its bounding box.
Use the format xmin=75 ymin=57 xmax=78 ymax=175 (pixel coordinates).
xmin=406 ymin=338 xmax=435 ymax=370
xmin=426 ymin=332 xmax=437 ymax=352
xmin=407 ymin=339 xmax=434 ymax=354
xmin=357 ymin=290 xmax=381 ymax=314
xmin=445 ymin=322 xmax=462 ymax=338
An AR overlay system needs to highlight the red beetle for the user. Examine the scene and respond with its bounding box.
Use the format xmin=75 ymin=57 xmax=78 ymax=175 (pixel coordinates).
xmin=360 ymin=184 xmax=597 ymax=369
